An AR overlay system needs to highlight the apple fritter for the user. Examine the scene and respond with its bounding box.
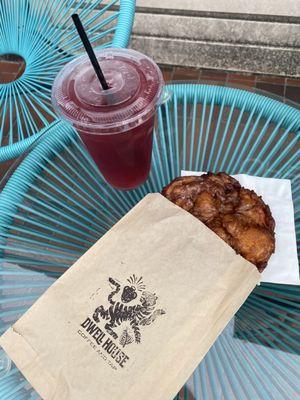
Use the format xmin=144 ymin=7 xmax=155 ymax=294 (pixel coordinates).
xmin=162 ymin=172 xmax=275 ymax=271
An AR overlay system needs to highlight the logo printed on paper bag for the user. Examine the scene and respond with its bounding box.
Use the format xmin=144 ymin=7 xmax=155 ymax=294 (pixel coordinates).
xmin=78 ymin=275 xmax=166 ymax=370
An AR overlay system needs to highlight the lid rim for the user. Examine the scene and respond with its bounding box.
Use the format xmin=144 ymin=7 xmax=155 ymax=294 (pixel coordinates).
xmin=52 ymin=48 xmax=164 ymax=134
xmin=52 ymin=92 xmax=162 ymax=135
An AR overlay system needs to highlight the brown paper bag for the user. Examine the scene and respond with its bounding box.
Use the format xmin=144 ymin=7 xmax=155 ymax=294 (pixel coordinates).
xmin=0 ymin=194 xmax=260 ymax=400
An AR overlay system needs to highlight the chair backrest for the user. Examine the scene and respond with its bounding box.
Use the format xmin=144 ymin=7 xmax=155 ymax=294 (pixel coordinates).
xmin=157 ymin=83 xmax=300 ymax=180
xmin=0 ymin=84 xmax=299 ymax=262
xmin=0 ymin=0 xmax=136 ymax=162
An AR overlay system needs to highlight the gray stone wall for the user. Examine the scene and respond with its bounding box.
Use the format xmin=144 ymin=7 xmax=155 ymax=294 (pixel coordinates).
xmin=136 ymin=0 xmax=300 ymax=18
xmin=130 ymin=4 xmax=300 ymax=76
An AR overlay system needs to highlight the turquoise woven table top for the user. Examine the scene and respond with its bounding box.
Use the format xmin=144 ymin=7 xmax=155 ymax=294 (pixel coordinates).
xmin=0 ymin=83 xmax=299 ymax=399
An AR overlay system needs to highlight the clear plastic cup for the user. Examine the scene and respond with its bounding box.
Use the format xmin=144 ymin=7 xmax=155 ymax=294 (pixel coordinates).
xmin=52 ymin=48 xmax=164 ymax=190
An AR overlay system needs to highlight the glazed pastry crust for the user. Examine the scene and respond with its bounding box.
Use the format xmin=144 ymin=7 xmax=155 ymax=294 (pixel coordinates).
xmin=162 ymin=173 xmax=275 ymax=271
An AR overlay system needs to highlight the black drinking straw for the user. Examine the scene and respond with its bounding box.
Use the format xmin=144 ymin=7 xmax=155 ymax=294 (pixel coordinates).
xmin=72 ymin=14 xmax=109 ymax=90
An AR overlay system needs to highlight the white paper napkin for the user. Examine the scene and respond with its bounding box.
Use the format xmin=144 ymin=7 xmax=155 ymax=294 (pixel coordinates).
xmin=181 ymin=171 xmax=299 ymax=285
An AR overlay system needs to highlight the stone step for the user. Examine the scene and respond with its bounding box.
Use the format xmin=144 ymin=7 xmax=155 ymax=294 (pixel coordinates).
xmin=130 ymin=7 xmax=300 ymax=76
xmin=136 ymin=0 xmax=300 ymax=18
xmin=76 ymin=3 xmax=300 ymax=77
xmin=133 ymin=13 xmax=300 ymax=48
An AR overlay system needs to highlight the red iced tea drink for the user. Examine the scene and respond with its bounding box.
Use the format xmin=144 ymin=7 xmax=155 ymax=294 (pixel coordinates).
xmin=52 ymin=49 xmax=164 ymax=190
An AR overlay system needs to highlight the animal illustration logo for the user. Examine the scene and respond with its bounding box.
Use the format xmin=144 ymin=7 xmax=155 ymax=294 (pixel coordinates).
xmin=93 ymin=275 xmax=166 ymax=347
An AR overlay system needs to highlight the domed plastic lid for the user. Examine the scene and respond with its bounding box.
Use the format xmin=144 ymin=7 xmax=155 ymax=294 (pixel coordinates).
xmin=52 ymin=49 xmax=164 ymax=134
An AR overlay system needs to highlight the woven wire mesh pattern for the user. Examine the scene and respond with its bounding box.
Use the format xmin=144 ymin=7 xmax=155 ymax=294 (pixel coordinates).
xmin=0 ymin=0 xmax=135 ymax=161
xmin=0 ymin=83 xmax=299 ymax=399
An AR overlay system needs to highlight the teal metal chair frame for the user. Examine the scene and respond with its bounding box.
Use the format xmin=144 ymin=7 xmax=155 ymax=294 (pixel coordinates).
xmin=0 ymin=83 xmax=299 ymax=399
xmin=0 ymin=0 xmax=136 ymax=162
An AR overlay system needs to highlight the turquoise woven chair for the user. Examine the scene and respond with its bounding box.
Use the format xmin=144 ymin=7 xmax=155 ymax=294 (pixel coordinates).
xmin=0 ymin=83 xmax=299 ymax=399
xmin=0 ymin=0 xmax=135 ymax=162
